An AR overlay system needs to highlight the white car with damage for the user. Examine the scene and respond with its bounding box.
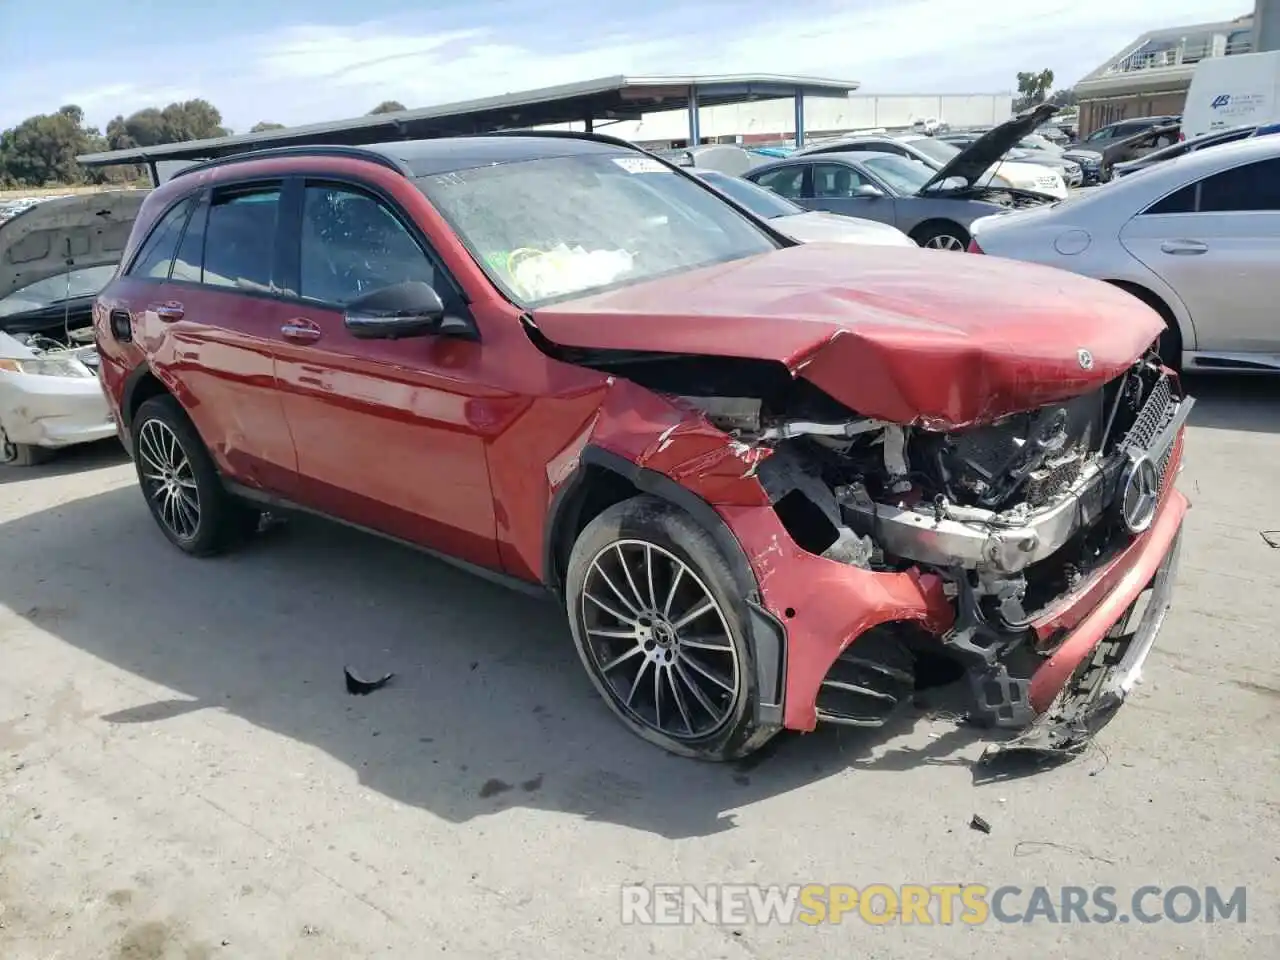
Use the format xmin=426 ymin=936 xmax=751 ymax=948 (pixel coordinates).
xmin=0 ymin=191 xmax=146 ymax=465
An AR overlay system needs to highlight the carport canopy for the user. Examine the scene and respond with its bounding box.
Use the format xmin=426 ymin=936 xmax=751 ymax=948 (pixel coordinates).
xmin=77 ymin=73 xmax=859 ymax=184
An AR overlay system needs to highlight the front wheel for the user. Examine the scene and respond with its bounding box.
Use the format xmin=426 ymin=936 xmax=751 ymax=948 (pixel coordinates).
xmin=564 ymin=495 xmax=771 ymax=761
xmin=132 ymin=394 xmax=259 ymax=556
xmin=912 ymin=222 xmax=970 ymax=252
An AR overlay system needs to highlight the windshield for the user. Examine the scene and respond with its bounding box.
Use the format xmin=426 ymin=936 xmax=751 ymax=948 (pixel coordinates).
xmin=862 ymin=155 xmax=937 ymax=193
xmin=694 ymin=170 xmax=804 ymax=218
xmin=416 ymin=153 xmax=780 ymax=307
xmin=902 ymin=137 xmax=960 ymax=166
xmin=0 ymin=264 xmax=118 ymax=317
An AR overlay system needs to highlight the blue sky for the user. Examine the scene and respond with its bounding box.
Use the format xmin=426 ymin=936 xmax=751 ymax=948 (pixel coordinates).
xmin=0 ymin=0 xmax=1253 ymax=132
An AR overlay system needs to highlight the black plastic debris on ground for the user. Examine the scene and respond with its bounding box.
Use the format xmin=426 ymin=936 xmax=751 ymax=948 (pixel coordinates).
xmin=344 ymin=666 xmax=394 ymax=695
xmin=970 ymin=814 xmax=992 ymax=834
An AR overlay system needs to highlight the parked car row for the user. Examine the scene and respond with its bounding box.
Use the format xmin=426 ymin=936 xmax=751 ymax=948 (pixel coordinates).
xmin=740 ymin=105 xmax=1065 ymax=251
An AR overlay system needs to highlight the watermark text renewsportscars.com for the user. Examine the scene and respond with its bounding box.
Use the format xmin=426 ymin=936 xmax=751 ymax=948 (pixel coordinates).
xmin=621 ymin=884 xmax=1247 ymax=926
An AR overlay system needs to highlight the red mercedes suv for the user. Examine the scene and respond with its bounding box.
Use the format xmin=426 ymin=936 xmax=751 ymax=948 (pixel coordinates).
xmin=94 ymin=133 xmax=1192 ymax=763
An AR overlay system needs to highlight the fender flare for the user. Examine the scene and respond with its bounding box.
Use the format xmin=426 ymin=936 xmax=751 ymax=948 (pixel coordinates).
xmin=544 ymin=444 xmax=786 ymax=723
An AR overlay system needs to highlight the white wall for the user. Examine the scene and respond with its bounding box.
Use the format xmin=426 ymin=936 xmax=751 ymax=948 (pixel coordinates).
xmin=540 ymin=93 xmax=1014 ymax=142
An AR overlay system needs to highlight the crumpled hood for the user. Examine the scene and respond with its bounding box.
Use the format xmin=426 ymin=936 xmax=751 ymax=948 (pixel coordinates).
xmin=529 ymin=242 xmax=1164 ymax=429
xmin=922 ymin=102 xmax=1060 ymax=192
xmin=0 ymin=191 xmax=146 ymax=304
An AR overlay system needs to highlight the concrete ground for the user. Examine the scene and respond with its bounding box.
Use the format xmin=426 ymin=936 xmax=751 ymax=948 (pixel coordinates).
xmin=1 ymin=376 xmax=1277 ymax=960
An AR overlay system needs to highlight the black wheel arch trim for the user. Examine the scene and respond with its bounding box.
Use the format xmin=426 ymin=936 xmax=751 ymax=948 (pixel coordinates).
xmin=544 ymin=444 xmax=786 ymax=721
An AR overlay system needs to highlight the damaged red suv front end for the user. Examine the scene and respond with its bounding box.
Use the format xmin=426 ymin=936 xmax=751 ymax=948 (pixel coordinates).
xmin=533 ymin=241 xmax=1191 ymax=762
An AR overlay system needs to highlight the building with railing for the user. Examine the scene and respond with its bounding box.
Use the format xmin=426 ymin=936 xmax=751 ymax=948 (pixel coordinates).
xmin=1073 ymin=14 xmax=1255 ymax=136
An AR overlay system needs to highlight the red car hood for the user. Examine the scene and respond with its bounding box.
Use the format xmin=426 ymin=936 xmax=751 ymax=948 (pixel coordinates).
xmin=529 ymin=243 xmax=1164 ymax=429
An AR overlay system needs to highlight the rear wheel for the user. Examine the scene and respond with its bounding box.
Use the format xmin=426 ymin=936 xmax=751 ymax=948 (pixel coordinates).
xmin=132 ymin=394 xmax=259 ymax=556
xmin=564 ymin=495 xmax=770 ymax=761
xmin=912 ymin=221 xmax=970 ymax=252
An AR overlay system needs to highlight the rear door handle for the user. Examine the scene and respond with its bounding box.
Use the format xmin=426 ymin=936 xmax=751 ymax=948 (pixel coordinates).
xmin=281 ymin=318 xmax=323 ymax=344
xmin=1160 ymin=239 xmax=1208 ymax=255
xmin=151 ymin=301 xmax=184 ymax=322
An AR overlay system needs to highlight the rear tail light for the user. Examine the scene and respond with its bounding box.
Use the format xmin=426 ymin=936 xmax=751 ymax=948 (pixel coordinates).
xmin=967 ymin=239 xmax=984 ymax=254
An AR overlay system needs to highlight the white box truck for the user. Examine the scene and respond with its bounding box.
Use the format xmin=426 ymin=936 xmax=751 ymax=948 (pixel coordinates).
xmin=1182 ymin=50 xmax=1280 ymax=139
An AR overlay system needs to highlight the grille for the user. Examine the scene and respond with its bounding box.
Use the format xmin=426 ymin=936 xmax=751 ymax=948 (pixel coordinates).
xmin=1120 ymin=373 xmax=1179 ymax=491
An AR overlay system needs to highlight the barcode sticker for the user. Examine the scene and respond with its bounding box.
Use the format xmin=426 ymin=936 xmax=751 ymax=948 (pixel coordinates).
xmin=612 ymin=157 xmax=669 ymax=174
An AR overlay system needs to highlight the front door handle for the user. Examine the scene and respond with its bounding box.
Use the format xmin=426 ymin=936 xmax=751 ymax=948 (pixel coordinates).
xmin=1160 ymin=239 xmax=1208 ymax=255
xmin=281 ymin=319 xmax=322 ymax=344
xmin=152 ymin=301 xmax=184 ymax=322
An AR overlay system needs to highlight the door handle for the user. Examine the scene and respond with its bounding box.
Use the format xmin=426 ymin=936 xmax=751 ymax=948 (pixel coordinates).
xmin=281 ymin=319 xmax=322 ymax=344
xmin=151 ymin=301 xmax=184 ymax=322
xmin=1160 ymin=239 xmax=1207 ymax=255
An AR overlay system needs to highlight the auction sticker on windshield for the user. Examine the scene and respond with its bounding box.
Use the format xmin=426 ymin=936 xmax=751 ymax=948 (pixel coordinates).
xmin=612 ymin=157 xmax=670 ymax=174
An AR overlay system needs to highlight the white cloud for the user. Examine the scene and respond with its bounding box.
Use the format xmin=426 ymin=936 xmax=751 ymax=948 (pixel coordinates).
xmin=1 ymin=0 xmax=1254 ymax=131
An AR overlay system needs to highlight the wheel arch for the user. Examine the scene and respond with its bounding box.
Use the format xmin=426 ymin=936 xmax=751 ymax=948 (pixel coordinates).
xmin=909 ymin=217 xmax=970 ymax=248
xmin=1101 ymin=278 xmax=1190 ymax=359
xmin=543 ymin=444 xmax=786 ymax=724
xmin=121 ymin=363 xmax=173 ymax=434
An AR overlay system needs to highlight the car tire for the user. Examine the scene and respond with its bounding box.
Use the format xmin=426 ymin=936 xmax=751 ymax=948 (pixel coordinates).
xmin=0 ymin=431 xmax=54 ymax=467
xmin=132 ymin=394 xmax=259 ymax=556
xmin=912 ymin=222 xmax=970 ymax=252
xmin=564 ymin=494 xmax=770 ymax=762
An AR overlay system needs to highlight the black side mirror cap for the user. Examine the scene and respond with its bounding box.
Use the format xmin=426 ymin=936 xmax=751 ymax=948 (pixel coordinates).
xmin=344 ymin=280 xmax=446 ymax=340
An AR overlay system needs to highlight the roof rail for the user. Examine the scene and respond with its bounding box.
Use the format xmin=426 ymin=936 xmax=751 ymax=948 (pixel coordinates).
xmin=462 ymin=127 xmax=647 ymax=151
xmin=167 ymin=144 xmax=411 ymax=182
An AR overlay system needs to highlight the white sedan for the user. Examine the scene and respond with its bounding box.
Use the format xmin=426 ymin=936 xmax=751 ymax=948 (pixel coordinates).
xmin=689 ymin=169 xmax=915 ymax=247
xmin=1 ymin=191 xmax=145 ymax=465
xmin=969 ymin=134 xmax=1280 ymax=373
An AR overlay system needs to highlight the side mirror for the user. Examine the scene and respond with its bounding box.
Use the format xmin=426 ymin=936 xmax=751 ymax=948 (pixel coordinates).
xmin=853 ymin=184 xmax=884 ymax=198
xmin=344 ymin=281 xmax=446 ymax=340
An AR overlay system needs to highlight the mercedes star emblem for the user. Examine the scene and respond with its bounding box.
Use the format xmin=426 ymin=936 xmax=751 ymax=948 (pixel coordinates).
xmin=1119 ymin=454 xmax=1160 ymax=534
xmin=1077 ymin=348 xmax=1094 ymax=371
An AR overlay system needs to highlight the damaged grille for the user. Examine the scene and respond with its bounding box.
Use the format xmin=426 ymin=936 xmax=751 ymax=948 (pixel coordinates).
xmin=1117 ymin=373 xmax=1179 ymax=491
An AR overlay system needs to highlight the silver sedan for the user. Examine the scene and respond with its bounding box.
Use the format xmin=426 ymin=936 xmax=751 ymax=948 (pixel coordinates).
xmin=743 ymin=151 xmax=1051 ymax=251
xmin=969 ymin=133 xmax=1280 ymax=373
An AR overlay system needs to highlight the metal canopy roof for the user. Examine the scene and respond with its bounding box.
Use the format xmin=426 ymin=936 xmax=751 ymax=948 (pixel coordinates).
xmin=76 ymin=73 xmax=859 ymax=167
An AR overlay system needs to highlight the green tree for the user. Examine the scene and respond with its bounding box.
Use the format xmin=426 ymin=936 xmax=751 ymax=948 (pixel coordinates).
xmin=368 ymin=100 xmax=406 ymax=115
xmin=0 ymin=104 xmax=101 ymax=187
xmin=1014 ymin=69 xmax=1055 ymax=111
xmin=250 ymin=121 xmax=286 ymax=132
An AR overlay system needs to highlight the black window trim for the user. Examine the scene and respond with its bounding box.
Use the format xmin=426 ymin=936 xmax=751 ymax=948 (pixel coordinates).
xmin=285 ymin=174 xmax=478 ymax=340
xmin=122 ymin=192 xmax=198 ymax=279
xmin=166 ymin=188 xmax=210 ymax=282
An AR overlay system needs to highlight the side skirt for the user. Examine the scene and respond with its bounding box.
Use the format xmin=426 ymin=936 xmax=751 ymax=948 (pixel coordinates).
xmin=222 ymin=480 xmax=551 ymax=601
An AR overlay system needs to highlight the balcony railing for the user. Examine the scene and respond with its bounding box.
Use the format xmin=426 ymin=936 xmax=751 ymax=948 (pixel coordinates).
xmin=1105 ymin=34 xmax=1253 ymax=75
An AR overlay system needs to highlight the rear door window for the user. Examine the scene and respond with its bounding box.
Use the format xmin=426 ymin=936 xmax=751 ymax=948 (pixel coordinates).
xmin=126 ymin=197 xmax=195 ymax=279
xmin=201 ymin=185 xmax=283 ymax=292
xmin=1198 ymin=158 xmax=1280 ymax=211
